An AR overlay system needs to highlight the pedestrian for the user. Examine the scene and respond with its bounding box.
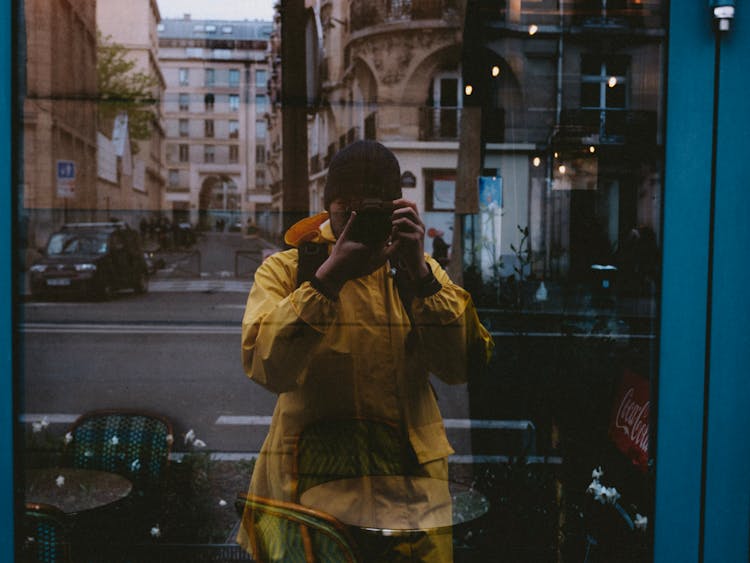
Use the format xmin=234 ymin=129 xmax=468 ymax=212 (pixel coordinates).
xmin=237 ymin=140 xmax=493 ymax=562
xmin=428 ymin=227 xmax=450 ymax=267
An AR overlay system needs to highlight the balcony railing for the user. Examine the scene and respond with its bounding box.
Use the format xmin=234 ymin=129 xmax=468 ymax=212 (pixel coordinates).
xmin=557 ymin=109 xmax=658 ymax=146
xmin=350 ymin=0 xmax=458 ymax=32
xmin=419 ymin=106 xmax=461 ymax=140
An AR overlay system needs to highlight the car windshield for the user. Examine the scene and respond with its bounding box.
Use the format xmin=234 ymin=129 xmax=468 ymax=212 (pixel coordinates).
xmin=46 ymin=233 xmax=108 ymax=256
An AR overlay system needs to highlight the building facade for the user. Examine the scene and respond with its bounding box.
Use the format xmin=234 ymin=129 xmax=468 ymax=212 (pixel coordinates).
xmin=22 ymin=0 xmax=98 ymax=253
xmin=270 ymin=0 xmax=665 ymax=285
xmin=97 ymin=0 xmax=166 ymax=223
xmin=158 ymin=16 xmax=272 ymax=232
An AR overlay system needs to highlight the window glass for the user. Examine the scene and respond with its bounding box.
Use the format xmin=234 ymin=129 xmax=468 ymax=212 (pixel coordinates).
xmin=255 ymin=69 xmax=267 ymax=88
xmin=204 ymin=144 xmax=215 ymax=163
xmin=229 ymin=94 xmax=240 ymax=111
xmin=229 ymin=68 xmax=240 ymax=87
xmin=17 ymin=2 xmax=667 ymax=562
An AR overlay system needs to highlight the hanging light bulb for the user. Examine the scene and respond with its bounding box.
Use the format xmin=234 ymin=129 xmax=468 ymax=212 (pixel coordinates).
xmin=608 ymin=76 xmax=618 ymax=88
xmin=491 ymin=65 xmax=501 ymax=77
xmin=464 ymin=84 xmax=473 ymax=96
xmin=532 ymin=156 xmax=541 ymax=167
xmin=589 ymin=145 xmax=596 ymax=153
xmin=558 ymin=164 xmax=567 ymax=174
xmin=528 ymin=24 xmax=539 ymax=35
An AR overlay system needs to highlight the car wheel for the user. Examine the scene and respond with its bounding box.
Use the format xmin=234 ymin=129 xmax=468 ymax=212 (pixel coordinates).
xmin=134 ymin=271 xmax=149 ymax=294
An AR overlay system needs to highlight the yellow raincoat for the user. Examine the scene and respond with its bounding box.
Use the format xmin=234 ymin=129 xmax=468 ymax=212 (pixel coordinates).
xmin=238 ymin=213 xmax=493 ymax=560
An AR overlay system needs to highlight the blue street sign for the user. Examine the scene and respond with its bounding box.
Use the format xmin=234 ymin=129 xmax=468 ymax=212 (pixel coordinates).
xmin=57 ymin=160 xmax=75 ymax=179
xmin=56 ymin=160 xmax=76 ymax=198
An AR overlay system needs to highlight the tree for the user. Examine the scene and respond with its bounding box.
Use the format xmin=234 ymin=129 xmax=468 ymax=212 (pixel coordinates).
xmin=97 ymin=32 xmax=158 ymax=153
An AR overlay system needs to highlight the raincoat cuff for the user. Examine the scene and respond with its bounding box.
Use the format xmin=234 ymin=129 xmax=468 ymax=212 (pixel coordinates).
xmin=411 ymin=284 xmax=471 ymax=326
xmin=289 ymin=281 xmax=339 ymax=333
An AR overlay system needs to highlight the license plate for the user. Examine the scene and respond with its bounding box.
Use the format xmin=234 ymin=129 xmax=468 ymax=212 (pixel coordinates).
xmin=47 ymin=278 xmax=71 ymax=287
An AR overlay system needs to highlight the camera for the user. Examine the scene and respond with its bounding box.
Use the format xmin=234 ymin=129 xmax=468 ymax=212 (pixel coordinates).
xmin=348 ymin=199 xmax=394 ymax=245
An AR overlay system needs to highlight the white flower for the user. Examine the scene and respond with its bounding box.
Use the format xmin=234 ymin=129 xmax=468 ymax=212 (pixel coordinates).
xmin=184 ymin=429 xmax=195 ymax=445
xmin=63 ymin=432 xmax=73 ymax=445
xmin=587 ymin=480 xmax=608 ymax=504
xmin=131 ymin=459 xmax=142 ymax=472
xmin=55 ymin=475 xmax=65 ymax=487
xmin=603 ymin=486 xmax=621 ymax=504
xmin=634 ymin=513 xmax=648 ymax=531
xmin=31 ymin=422 xmax=43 ymax=433
xmin=150 ymin=525 xmax=161 ymax=538
xmin=587 ymin=479 xmax=603 ymax=496
xmin=218 ymin=499 xmax=227 ymax=507
xmin=193 ymin=439 xmax=206 ymax=448
xmin=592 ymin=466 xmax=604 ymax=480
xmin=165 ymin=434 xmax=174 ymax=445
xmin=110 ymin=436 xmax=119 ymax=446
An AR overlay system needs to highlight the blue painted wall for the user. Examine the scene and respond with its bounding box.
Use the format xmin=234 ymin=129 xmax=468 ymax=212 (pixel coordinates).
xmin=656 ymin=2 xmax=750 ymax=562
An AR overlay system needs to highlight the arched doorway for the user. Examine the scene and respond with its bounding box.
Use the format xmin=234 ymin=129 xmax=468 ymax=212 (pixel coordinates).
xmin=198 ymin=175 xmax=239 ymax=231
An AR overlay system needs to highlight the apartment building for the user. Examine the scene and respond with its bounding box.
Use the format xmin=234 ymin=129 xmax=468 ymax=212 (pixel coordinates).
xmin=269 ymin=0 xmax=665 ymax=282
xmin=97 ymin=0 xmax=166 ymax=222
xmin=158 ymin=16 xmax=272 ymax=231
xmin=22 ymin=0 xmax=98 ymax=252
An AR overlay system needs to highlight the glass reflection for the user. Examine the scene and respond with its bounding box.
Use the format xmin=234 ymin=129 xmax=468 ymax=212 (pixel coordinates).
xmin=17 ymin=0 xmax=666 ymax=561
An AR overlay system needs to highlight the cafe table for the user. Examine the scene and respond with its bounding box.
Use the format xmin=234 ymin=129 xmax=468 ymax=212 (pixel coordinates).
xmin=299 ymin=475 xmax=490 ymax=536
xmin=25 ymin=467 xmax=133 ymax=516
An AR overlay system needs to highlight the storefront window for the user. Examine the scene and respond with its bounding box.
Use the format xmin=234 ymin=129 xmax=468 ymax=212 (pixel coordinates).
xmin=17 ymin=1 xmax=669 ymax=561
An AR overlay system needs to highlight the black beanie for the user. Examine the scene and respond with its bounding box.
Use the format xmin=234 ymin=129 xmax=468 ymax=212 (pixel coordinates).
xmin=324 ymin=140 xmax=402 ymax=208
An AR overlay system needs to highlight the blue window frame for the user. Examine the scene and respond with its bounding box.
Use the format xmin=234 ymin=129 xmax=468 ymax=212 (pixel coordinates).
xmin=2 ymin=1 xmax=749 ymax=561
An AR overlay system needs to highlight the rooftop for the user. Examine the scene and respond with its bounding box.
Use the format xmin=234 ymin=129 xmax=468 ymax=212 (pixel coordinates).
xmin=158 ymin=17 xmax=272 ymax=41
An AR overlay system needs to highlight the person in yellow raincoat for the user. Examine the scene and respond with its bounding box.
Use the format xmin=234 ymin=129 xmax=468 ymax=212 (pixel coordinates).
xmin=238 ymin=141 xmax=493 ymax=562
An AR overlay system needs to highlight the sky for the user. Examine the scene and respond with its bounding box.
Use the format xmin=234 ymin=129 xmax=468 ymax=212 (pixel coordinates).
xmin=157 ymin=0 xmax=274 ymax=21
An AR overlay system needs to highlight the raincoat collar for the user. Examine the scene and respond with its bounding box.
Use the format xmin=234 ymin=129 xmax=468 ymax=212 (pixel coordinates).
xmin=283 ymin=212 xmax=336 ymax=247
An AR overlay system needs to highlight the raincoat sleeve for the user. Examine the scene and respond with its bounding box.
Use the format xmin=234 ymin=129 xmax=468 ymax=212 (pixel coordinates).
xmin=241 ymin=251 xmax=339 ymax=393
xmin=410 ymin=256 xmax=494 ymax=384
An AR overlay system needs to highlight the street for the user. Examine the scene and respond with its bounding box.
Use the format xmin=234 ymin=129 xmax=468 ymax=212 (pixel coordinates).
xmin=20 ymin=232 xmax=481 ymax=456
xmin=20 ymin=231 xmax=654 ymax=460
xmin=20 ymin=291 xmax=485 ymax=456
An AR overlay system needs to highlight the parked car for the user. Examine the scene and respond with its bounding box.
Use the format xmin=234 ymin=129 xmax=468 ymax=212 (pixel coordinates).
xmin=29 ymin=222 xmax=149 ymax=300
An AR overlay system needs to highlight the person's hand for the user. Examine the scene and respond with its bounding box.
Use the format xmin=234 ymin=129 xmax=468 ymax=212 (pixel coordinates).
xmin=389 ymin=199 xmax=430 ymax=280
xmin=314 ymin=211 xmax=394 ymax=296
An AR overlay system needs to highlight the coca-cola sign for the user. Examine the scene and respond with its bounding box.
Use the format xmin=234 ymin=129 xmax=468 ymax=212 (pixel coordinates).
xmin=609 ymin=369 xmax=650 ymax=472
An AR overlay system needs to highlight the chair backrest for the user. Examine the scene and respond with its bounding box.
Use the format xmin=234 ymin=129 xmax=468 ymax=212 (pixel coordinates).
xmin=294 ymin=418 xmax=411 ymax=499
xmin=66 ymin=410 xmax=173 ymax=491
xmin=22 ymin=503 xmax=72 ymax=563
xmin=235 ymin=493 xmax=359 ymax=563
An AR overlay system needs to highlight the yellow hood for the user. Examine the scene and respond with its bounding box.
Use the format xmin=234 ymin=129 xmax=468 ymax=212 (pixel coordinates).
xmin=283 ymin=212 xmax=336 ymax=247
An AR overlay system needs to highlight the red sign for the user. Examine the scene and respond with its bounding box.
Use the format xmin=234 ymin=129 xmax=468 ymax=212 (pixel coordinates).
xmin=609 ymin=369 xmax=650 ymax=472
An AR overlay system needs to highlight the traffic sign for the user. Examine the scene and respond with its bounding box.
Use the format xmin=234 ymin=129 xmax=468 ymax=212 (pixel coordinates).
xmin=56 ymin=160 xmax=76 ymax=198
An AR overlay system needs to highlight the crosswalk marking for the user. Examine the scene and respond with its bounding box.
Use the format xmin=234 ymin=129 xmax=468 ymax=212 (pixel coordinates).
xmin=149 ymin=279 xmax=252 ymax=293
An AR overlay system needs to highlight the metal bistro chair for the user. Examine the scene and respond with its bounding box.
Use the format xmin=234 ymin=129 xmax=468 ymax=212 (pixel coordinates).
xmin=293 ymin=418 xmax=413 ymax=501
xmin=22 ymin=503 xmax=73 ymax=563
xmin=235 ymin=493 xmax=359 ymax=563
xmin=63 ymin=409 xmax=173 ymax=544
xmin=64 ymin=410 xmax=173 ymax=493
